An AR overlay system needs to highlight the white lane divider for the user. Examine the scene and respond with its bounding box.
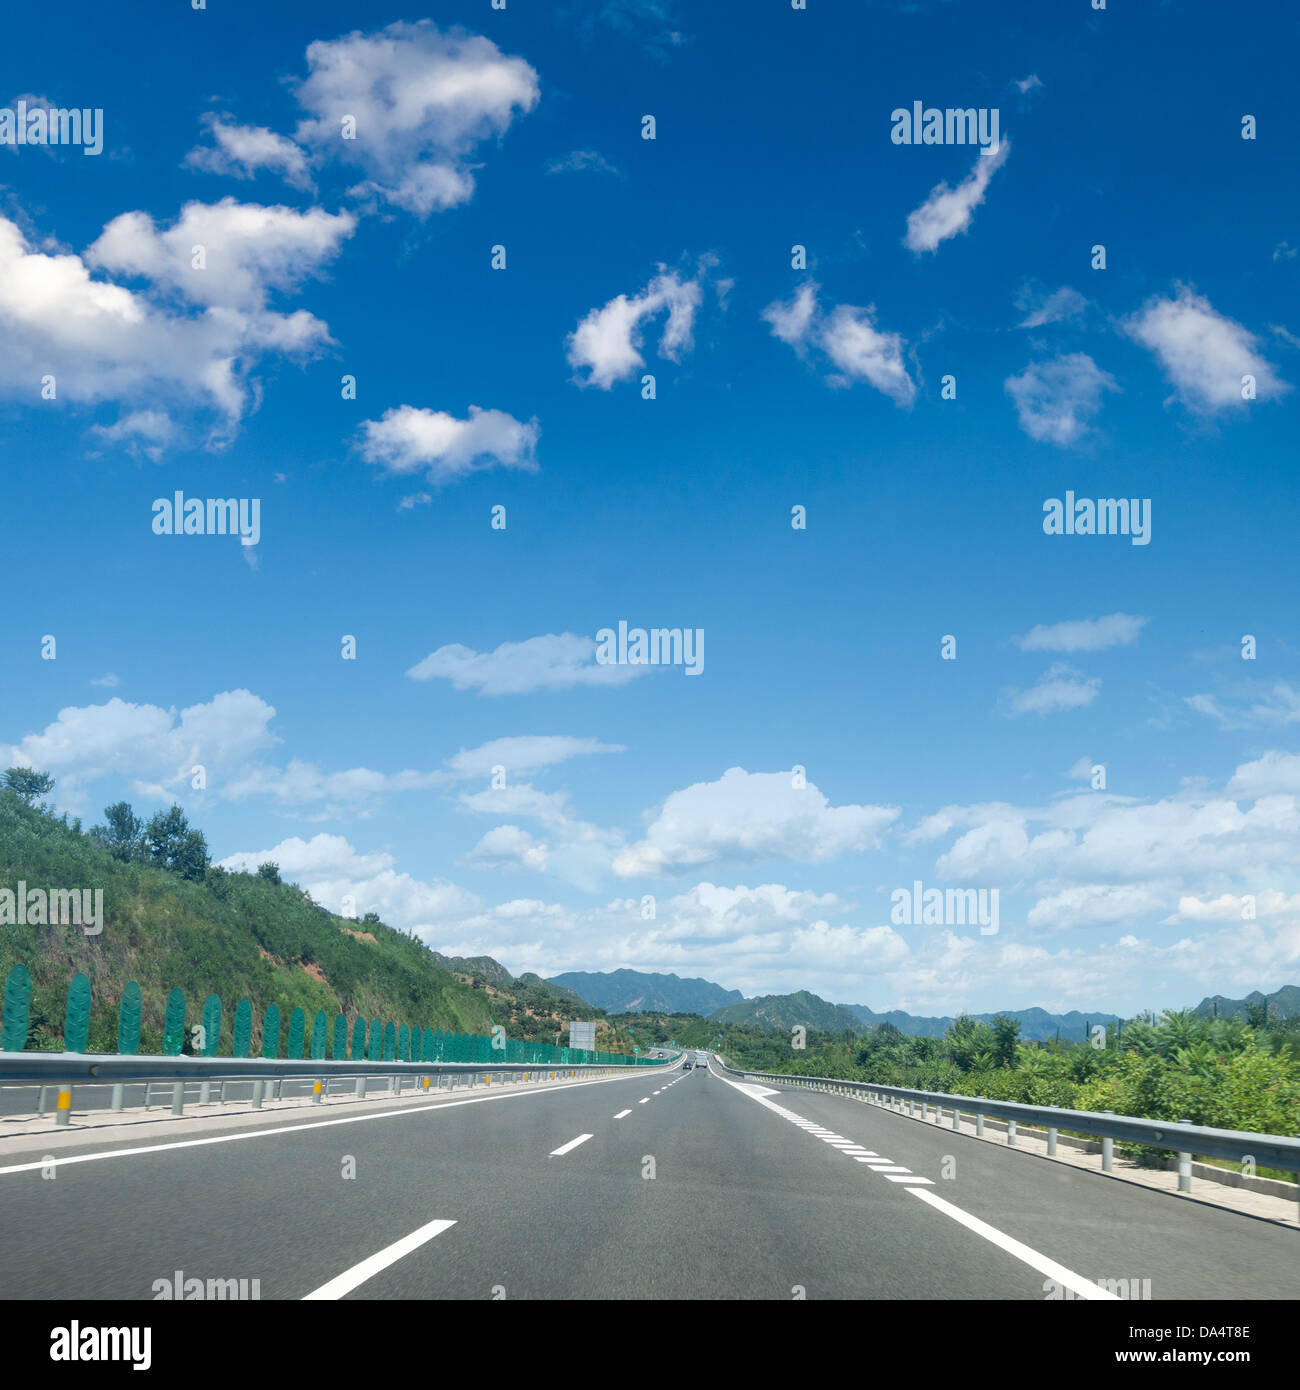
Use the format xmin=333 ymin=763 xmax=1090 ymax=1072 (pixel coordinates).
xmin=708 ymin=1060 xmax=1117 ymax=1302
xmin=614 ymin=1109 xmax=632 ymax=1119
xmin=0 ymin=1070 xmax=649 ymax=1177
xmin=638 ymin=1097 xmax=650 ymax=1104
xmin=550 ymin=1133 xmax=594 ymax=1156
xmin=303 ymin=1218 xmax=457 ymax=1300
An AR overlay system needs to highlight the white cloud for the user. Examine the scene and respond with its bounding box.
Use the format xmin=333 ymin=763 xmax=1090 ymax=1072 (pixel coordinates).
xmin=0 ymin=210 xmax=340 ymax=433
xmin=463 ymin=825 xmax=549 ymax=873
xmin=546 ymin=149 xmax=621 ymax=177
xmin=184 ymin=114 xmax=314 ymax=190
xmin=219 ymin=832 xmax=479 ymax=929
xmin=1004 ymin=663 xmax=1101 ymax=716
xmin=1027 ymin=882 xmax=1168 ymax=931
xmin=88 ymin=198 xmax=355 ymax=312
xmin=1166 ymin=890 xmax=1300 ymax=924
xmin=90 ymin=673 xmax=122 ymax=689
xmin=458 ymin=784 xmax=573 ymax=823
xmin=1016 ymin=613 xmax=1147 ymax=653
xmin=762 ymin=282 xmax=915 ymax=405
xmin=567 ymin=268 xmax=704 ymax=388
xmin=762 ymin=282 xmax=819 ymax=347
xmin=1124 ymin=286 xmax=1288 ymax=412
xmin=292 ymin=21 xmax=540 ymax=216
xmin=1005 ymin=352 xmax=1118 ymax=445
xmin=0 ymin=690 xmax=279 ymax=808
xmin=358 ymin=405 xmax=539 ymax=484
xmin=1187 ymin=684 xmax=1300 ymax=731
xmin=407 ymin=633 xmax=648 ymax=694
xmin=1227 ymin=749 xmax=1300 ymax=797
xmin=443 ymin=736 xmax=623 ymax=781
xmin=932 ymin=784 xmax=1300 ymax=891
xmin=89 ymin=409 xmax=177 ymax=461
xmin=1017 ymin=284 xmax=1087 ymax=328
xmin=1014 ymin=74 xmax=1043 ymax=94
xmin=903 ymin=139 xmax=1009 ymax=254
xmin=614 ymin=766 xmax=899 ymax=877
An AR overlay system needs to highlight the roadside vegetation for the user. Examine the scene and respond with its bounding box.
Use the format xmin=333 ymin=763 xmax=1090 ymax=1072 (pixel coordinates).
xmin=0 ymin=771 xmax=633 ymax=1057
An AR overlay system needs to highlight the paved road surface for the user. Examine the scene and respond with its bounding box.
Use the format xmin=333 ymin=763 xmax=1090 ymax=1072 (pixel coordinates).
xmin=1 ymin=1058 xmax=1294 ymax=1300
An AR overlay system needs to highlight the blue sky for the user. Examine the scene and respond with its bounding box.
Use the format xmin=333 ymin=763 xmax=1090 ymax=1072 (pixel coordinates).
xmin=3 ymin=0 xmax=1299 ymax=1018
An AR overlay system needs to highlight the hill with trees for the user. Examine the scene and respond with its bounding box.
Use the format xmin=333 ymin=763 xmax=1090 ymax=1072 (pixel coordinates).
xmin=0 ymin=770 xmax=630 ymax=1057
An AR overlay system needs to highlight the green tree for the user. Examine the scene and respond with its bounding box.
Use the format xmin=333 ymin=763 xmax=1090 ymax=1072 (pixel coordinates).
xmin=91 ymin=801 xmax=145 ymax=861
xmin=145 ymin=804 xmax=210 ymax=880
xmin=991 ymin=1014 xmax=1021 ymax=1068
xmin=3 ymin=767 xmax=55 ymax=805
xmin=257 ymin=862 xmax=282 ymax=885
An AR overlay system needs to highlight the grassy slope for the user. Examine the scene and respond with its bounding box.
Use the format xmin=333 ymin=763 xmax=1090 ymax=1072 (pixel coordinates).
xmin=0 ymin=792 xmax=608 ymax=1054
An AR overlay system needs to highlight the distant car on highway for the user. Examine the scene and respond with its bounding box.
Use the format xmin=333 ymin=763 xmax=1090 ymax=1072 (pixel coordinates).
xmin=694 ymin=1051 xmax=707 ymax=1069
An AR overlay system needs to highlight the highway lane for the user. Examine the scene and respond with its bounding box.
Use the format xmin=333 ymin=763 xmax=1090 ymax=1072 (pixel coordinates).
xmin=712 ymin=1065 xmax=1300 ymax=1301
xmin=0 ymin=1057 xmax=1293 ymax=1299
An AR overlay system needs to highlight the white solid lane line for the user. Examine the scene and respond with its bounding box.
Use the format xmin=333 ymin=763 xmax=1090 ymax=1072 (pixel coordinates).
xmin=0 ymin=1072 xmax=641 ymax=1177
xmin=908 ymin=1189 xmax=1118 ymax=1301
xmin=888 ymin=1175 xmax=935 ymax=1184
xmin=302 ymin=1218 xmax=457 ymax=1300
xmin=614 ymin=1109 xmax=632 ymax=1119
xmin=549 ymin=1133 xmax=595 ymax=1156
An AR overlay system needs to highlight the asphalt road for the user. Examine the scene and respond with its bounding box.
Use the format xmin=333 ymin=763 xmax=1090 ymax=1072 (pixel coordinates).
xmin=1 ymin=1058 xmax=1295 ymax=1300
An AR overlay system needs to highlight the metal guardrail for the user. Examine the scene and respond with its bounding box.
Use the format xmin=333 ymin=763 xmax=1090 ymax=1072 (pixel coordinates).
xmin=714 ymin=1060 xmax=1300 ymax=1200
xmin=0 ymin=1051 xmax=663 ymax=1127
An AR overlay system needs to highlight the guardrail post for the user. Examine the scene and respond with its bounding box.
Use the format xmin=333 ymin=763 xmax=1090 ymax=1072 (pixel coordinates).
xmin=171 ymin=1082 xmax=184 ymax=1116
xmin=922 ymin=1103 xmax=929 ymax=1122
xmin=1007 ymin=1118 xmax=1016 ymax=1146
xmin=313 ymin=1080 xmax=323 ymax=1105
xmin=38 ymin=1085 xmax=49 ymax=1116
xmin=356 ymin=1077 xmax=366 ymax=1100
xmin=251 ymin=1079 xmax=264 ymax=1109
xmin=111 ymin=1083 xmax=124 ymax=1112
xmin=1102 ymin=1112 xmax=1115 ymax=1172
xmin=951 ymin=1106 xmax=960 ymax=1131
xmin=976 ymin=1111 xmax=984 ymax=1137
xmin=1176 ymin=1119 xmax=1192 ymax=1193
xmin=55 ymin=1087 xmax=72 ymax=1126
xmin=219 ymin=1080 xmax=228 ymax=1105
xmin=143 ymin=1083 xmax=152 ymax=1111
xmin=1047 ymin=1110 xmax=1058 ymax=1156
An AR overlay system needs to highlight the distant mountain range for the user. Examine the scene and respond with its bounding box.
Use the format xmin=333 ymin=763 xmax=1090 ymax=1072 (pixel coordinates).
xmin=710 ymin=990 xmax=866 ymax=1034
xmin=546 ymin=969 xmax=743 ymax=1016
xmin=485 ymin=960 xmax=1300 ymax=1042
xmin=1193 ymin=984 xmax=1300 ymax=1022
xmin=844 ymin=1002 xmax=1125 ymax=1043
xmin=707 ymin=993 xmax=1119 ymax=1041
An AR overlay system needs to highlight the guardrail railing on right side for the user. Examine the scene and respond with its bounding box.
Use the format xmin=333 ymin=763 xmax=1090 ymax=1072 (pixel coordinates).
xmin=713 ymin=1059 xmax=1300 ymax=1213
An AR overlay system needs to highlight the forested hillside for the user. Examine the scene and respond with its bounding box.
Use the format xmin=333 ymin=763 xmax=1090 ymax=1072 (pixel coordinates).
xmin=0 ymin=776 xmax=628 ymax=1056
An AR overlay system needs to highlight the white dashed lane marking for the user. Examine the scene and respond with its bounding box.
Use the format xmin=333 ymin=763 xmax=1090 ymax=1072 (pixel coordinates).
xmin=549 ymin=1133 xmax=594 ymax=1157
xmin=708 ymin=1063 xmax=1117 ymax=1302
